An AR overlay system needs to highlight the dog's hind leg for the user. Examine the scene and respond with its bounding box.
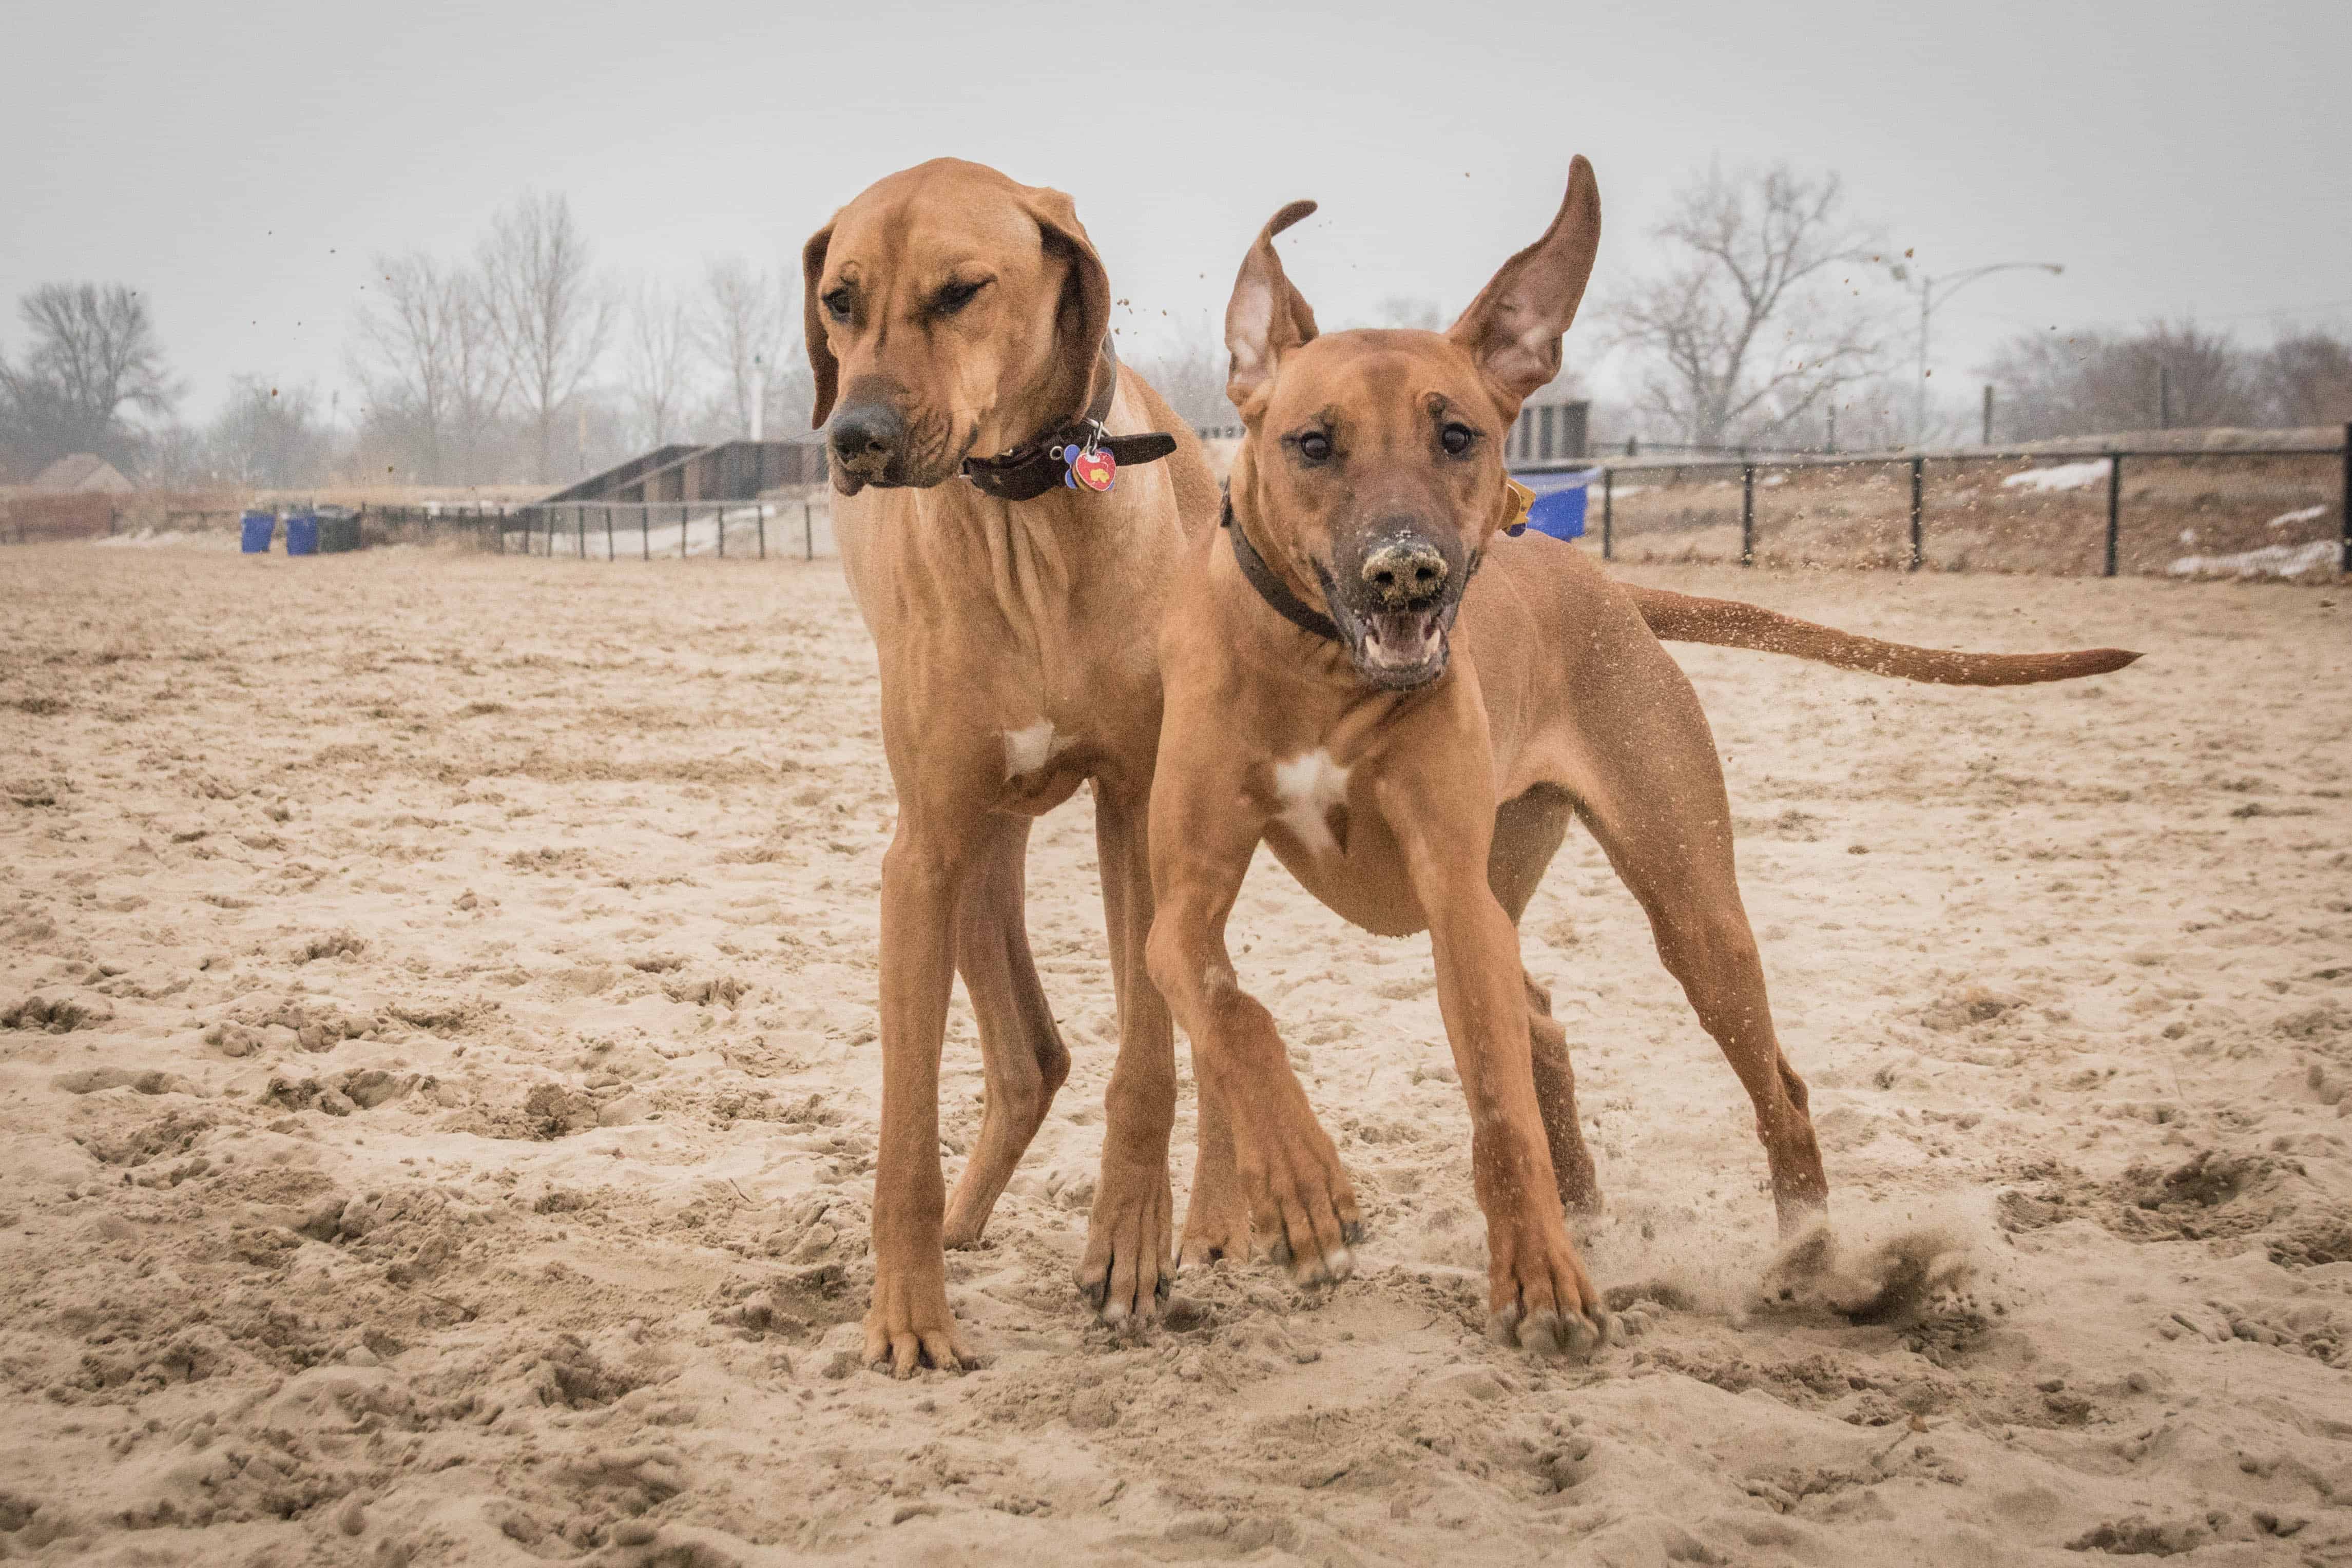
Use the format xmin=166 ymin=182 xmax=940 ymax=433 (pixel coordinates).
xmin=1565 ymin=651 xmax=1830 ymax=1234
xmin=1489 ymin=787 xmax=1603 ymax=1219
xmin=943 ymin=814 xmax=1070 ymax=1250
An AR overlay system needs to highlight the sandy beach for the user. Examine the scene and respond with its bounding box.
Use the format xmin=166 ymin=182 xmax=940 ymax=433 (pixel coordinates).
xmin=2 ymin=540 xmax=2346 ymax=1566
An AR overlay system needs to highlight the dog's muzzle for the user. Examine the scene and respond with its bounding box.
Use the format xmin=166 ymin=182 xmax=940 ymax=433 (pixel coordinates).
xmin=827 ymin=401 xmax=907 ymax=493
xmin=1319 ymin=529 xmax=1472 ymax=691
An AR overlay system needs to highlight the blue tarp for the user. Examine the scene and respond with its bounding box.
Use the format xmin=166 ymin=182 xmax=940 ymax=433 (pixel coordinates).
xmin=1509 ymin=467 xmax=1597 ymax=541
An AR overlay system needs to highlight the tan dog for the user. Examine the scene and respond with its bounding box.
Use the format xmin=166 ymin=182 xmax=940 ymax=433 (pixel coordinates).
xmin=1141 ymin=159 xmax=2139 ymax=1354
xmin=802 ymin=159 xmax=1224 ymax=1373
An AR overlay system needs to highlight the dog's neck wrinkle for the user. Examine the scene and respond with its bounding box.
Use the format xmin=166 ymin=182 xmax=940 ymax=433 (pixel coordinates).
xmin=911 ymin=382 xmax=1166 ymax=660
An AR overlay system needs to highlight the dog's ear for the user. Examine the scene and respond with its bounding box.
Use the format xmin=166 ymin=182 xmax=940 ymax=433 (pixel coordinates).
xmin=1447 ymin=157 xmax=1601 ymax=414
xmin=1224 ymin=201 xmax=1319 ymax=415
xmin=1019 ymin=186 xmax=1112 ymax=421
xmin=801 ymin=218 xmax=838 ymax=429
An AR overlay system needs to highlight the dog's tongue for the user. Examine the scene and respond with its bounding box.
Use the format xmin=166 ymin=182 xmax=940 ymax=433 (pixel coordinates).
xmin=1363 ymin=608 xmax=1442 ymax=670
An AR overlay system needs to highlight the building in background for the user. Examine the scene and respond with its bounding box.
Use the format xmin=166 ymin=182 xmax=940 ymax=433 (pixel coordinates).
xmin=30 ymin=453 xmax=136 ymax=494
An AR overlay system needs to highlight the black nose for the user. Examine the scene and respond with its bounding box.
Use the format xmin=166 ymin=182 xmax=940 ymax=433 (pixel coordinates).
xmin=829 ymin=401 xmax=904 ymax=478
xmin=1360 ymin=539 xmax=1449 ymax=607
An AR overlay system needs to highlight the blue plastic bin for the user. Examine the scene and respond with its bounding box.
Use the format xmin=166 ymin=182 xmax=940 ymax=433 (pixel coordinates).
xmin=1510 ymin=468 xmax=1595 ymax=541
xmin=284 ymin=513 xmax=319 ymax=556
xmin=240 ymin=511 xmax=276 ymax=553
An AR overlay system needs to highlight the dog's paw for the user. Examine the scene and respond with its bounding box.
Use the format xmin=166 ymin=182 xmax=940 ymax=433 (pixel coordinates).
xmin=1486 ymin=1211 xmax=1612 ymax=1361
xmin=1075 ymin=1158 xmax=1173 ymax=1326
xmin=862 ymin=1279 xmax=971 ymax=1379
xmin=1755 ymin=1219 xmax=1972 ymax=1325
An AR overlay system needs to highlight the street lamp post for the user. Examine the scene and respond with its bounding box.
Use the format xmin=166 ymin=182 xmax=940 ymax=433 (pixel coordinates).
xmin=1887 ymin=259 xmax=2065 ymax=446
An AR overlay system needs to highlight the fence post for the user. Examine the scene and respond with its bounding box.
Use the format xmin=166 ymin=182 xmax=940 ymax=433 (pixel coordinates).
xmin=641 ymin=505 xmax=649 ymax=561
xmin=2341 ymin=421 xmax=2351 ymax=576
xmin=605 ymin=507 xmax=613 ymax=560
xmin=576 ymin=505 xmax=585 ymax=560
xmin=1908 ymin=455 xmax=1924 ymax=571
xmin=804 ymin=501 xmax=814 ymax=562
xmin=680 ymin=505 xmax=688 ymax=559
xmin=1601 ymin=469 xmax=1613 ymax=562
xmin=1740 ymin=461 xmax=1756 ymax=566
xmin=2105 ymin=454 xmax=2122 ymax=577
xmin=758 ymin=505 xmax=766 ymax=559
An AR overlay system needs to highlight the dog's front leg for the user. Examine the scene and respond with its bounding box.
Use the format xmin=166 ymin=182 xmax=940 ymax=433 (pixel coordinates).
xmin=866 ymin=813 xmax=981 ymax=1377
xmin=1144 ymin=744 xmax=1362 ymax=1287
xmin=1375 ymin=695 xmax=1610 ymax=1359
xmin=1076 ymin=777 xmax=1175 ymax=1323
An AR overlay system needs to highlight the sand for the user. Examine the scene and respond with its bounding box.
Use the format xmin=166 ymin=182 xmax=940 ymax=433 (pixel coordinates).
xmin=2 ymin=541 xmax=2347 ymax=1566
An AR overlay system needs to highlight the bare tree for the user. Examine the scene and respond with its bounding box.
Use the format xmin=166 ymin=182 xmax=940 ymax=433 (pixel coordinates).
xmin=698 ymin=259 xmax=787 ymax=440
xmin=2258 ymin=330 xmax=2352 ymax=427
xmin=1609 ymin=165 xmax=1881 ymax=449
xmin=622 ymin=278 xmax=697 ymax=447
xmin=206 ymin=376 xmax=332 ymax=488
xmin=1983 ymin=319 xmax=2262 ymax=439
xmin=350 ymin=253 xmax=511 ymax=483
xmin=479 ymin=191 xmax=613 ymax=482
xmin=0 ymin=282 xmax=179 ymax=472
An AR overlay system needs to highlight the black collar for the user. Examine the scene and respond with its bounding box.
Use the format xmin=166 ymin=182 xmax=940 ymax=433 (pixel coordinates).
xmin=958 ymin=336 xmax=1179 ymax=501
xmin=1221 ymin=488 xmax=1342 ymax=643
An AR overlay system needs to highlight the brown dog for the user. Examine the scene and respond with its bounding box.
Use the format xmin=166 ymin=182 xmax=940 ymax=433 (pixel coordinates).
xmin=1141 ymin=159 xmax=2139 ymax=1354
xmin=802 ymin=159 xmax=1224 ymax=1373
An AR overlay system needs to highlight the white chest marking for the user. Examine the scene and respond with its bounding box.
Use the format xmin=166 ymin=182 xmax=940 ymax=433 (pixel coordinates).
xmin=1272 ymin=748 xmax=1352 ymax=857
xmin=1004 ymin=721 xmax=1065 ymax=780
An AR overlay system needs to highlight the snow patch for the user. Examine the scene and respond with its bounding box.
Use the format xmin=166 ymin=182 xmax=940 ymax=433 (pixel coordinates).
xmin=2001 ymin=458 xmax=2111 ymax=493
xmin=2167 ymin=539 xmax=2338 ymax=580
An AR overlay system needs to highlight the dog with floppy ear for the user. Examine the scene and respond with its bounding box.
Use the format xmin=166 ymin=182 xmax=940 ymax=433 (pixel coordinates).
xmin=1141 ymin=157 xmax=2139 ymax=1354
xmin=799 ymin=159 xmax=1226 ymax=1375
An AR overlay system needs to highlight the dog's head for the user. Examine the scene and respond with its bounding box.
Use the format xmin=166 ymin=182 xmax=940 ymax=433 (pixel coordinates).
xmin=1222 ymin=159 xmax=1601 ymax=690
xmin=802 ymin=158 xmax=1111 ymax=494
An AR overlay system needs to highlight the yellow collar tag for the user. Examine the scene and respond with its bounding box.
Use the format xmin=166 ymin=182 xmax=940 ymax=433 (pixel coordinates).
xmin=1501 ymin=478 xmax=1535 ymax=536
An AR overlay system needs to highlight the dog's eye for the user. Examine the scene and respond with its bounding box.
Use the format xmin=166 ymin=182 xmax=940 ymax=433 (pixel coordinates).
xmin=933 ymin=279 xmax=987 ymax=316
xmin=822 ymin=288 xmax=854 ymax=324
xmin=1440 ymin=422 xmax=1477 ymax=456
xmin=1294 ymin=430 xmax=1333 ymax=463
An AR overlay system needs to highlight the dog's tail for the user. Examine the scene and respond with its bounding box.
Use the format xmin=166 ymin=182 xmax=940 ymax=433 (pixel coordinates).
xmin=1625 ymin=586 xmax=2142 ymax=686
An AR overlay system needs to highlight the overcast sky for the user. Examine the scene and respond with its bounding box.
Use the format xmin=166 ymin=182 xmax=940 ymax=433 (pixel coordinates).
xmin=5 ymin=0 xmax=2346 ymax=426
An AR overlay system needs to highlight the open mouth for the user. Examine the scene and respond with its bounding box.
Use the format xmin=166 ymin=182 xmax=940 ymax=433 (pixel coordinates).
xmin=1316 ymin=567 xmax=1463 ymax=691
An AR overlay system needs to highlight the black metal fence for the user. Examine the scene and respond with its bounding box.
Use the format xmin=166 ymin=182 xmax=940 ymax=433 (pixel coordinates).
xmin=363 ymin=499 xmax=837 ymax=560
xmin=1516 ymin=425 xmax=2350 ymax=579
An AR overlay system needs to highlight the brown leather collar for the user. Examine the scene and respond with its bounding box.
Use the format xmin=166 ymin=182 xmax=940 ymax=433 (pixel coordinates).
xmin=958 ymin=336 xmax=1178 ymax=501
xmin=1221 ymin=488 xmax=1341 ymax=642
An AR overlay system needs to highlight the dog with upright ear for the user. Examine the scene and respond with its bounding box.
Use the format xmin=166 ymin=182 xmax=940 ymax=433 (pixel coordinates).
xmin=1224 ymin=200 xmax=1321 ymax=417
xmin=1447 ymin=154 xmax=1602 ymax=418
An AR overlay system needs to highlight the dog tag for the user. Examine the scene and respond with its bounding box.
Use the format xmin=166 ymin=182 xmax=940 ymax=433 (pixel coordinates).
xmin=1065 ymin=445 xmax=1117 ymax=492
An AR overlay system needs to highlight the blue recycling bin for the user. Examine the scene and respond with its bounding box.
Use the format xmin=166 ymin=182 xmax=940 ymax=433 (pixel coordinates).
xmin=1511 ymin=468 xmax=1596 ymax=541
xmin=284 ymin=513 xmax=319 ymax=556
xmin=240 ymin=511 xmax=276 ymax=553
